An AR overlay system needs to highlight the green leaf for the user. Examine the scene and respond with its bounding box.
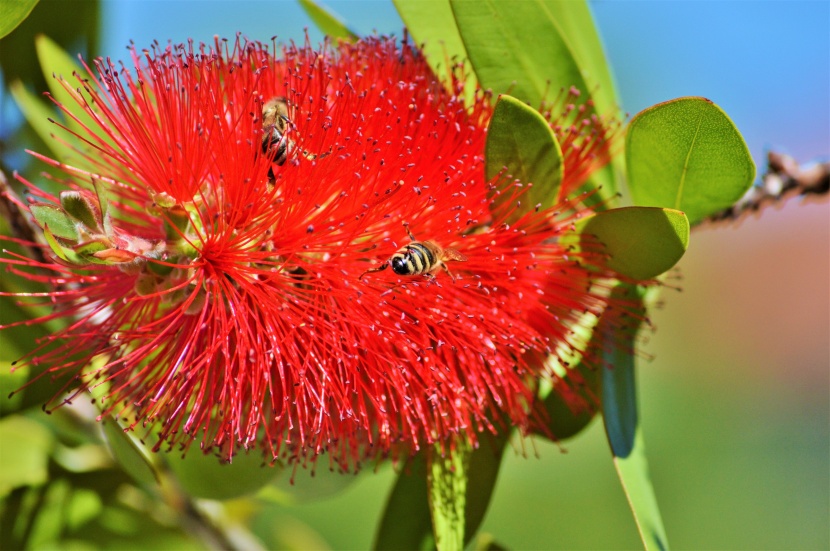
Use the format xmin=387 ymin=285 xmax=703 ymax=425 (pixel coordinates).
xmin=473 ymin=536 xmax=509 ymax=551
xmin=450 ymin=0 xmax=592 ymax=110
xmin=91 ymin=177 xmax=113 ymax=239
xmin=101 ymin=417 xmax=158 ymax=487
xmin=41 ymin=224 xmax=72 ymax=262
xmin=9 ymin=79 xmax=75 ymax=164
xmin=373 ymin=452 xmax=433 ymax=551
xmin=451 ymin=0 xmax=622 ymax=201
xmin=537 ymin=362 xmax=599 ymax=440
xmin=0 ymin=239 xmax=46 ymax=362
xmin=0 ymin=286 xmax=74 ymax=417
xmin=626 ymin=97 xmax=756 ymax=226
xmin=64 ymin=488 xmax=103 ymax=530
xmin=35 ymin=34 xmax=106 ymax=171
xmin=74 ymin=239 xmax=109 ymax=258
xmin=166 ymin=448 xmax=281 ymax=500
xmin=60 ymin=190 xmax=101 ymax=230
xmin=393 ymin=0 xmax=478 ymax=102
xmin=601 ymin=284 xmax=669 ymax=551
xmin=298 ymin=0 xmax=358 ymax=41
xmin=428 ymin=440 xmax=472 ymax=551
xmin=576 ymin=206 xmax=690 ymax=281
xmin=1 ymin=1 xmax=100 ymax=97
xmin=36 ymin=33 xmax=86 ymax=116
xmin=486 ymin=95 xmax=563 ymax=222
xmin=0 ymin=416 xmax=53 ymax=497
xmin=373 ymin=435 xmax=508 ymax=551
xmin=270 ymin=459 xmax=359 ymax=503
xmin=29 ymin=203 xmax=77 ymax=240
xmin=540 ymin=1 xmax=618 ymax=117
xmin=1 ymin=359 xmax=28 ymax=414
xmin=535 ymin=307 xmax=619 ymax=442
xmin=0 ymin=0 xmax=39 ymax=39
xmin=462 ymin=433 xmax=508 ymax=546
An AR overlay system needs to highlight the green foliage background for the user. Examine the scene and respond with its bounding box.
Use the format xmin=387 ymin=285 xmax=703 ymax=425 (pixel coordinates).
xmin=0 ymin=1 xmax=827 ymax=550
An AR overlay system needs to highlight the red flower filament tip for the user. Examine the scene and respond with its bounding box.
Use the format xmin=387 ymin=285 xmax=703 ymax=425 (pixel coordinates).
xmin=1 ymin=36 xmax=624 ymax=470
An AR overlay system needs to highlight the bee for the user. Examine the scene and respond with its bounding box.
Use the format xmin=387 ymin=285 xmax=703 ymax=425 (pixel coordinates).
xmin=261 ymin=96 xmax=332 ymax=171
xmin=359 ymin=224 xmax=468 ymax=281
xmin=261 ymin=96 xmax=292 ymax=166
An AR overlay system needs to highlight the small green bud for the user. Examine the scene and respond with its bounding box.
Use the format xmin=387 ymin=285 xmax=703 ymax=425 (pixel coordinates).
xmin=60 ymin=190 xmax=102 ymax=230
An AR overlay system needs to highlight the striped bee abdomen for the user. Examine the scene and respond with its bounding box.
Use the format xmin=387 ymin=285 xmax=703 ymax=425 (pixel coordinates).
xmin=391 ymin=243 xmax=435 ymax=275
xmin=358 ymin=228 xmax=465 ymax=282
xmin=262 ymin=127 xmax=289 ymax=165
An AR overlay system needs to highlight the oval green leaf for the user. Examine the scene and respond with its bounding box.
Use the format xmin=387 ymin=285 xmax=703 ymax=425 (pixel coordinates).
xmin=298 ymin=0 xmax=358 ymax=41
xmin=35 ymin=34 xmax=111 ymax=171
xmin=398 ymin=0 xmax=618 ymax=121
xmin=626 ymin=97 xmax=756 ymax=226
xmin=0 ymin=287 xmax=73 ymax=417
xmin=1 ymin=0 xmax=100 ymax=97
xmin=450 ymin=0 xmax=621 ymax=200
xmin=535 ymin=308 xmax=610 ymax=441
xmin=271 ymin=459 xmax=359 ymax=504
xmin=537 ymin=362 xmax=599 ymax=440
xmin=564 ymin=0 xmax=625 ymax=210
xmin=462 ymin=432 xmax=508 ymax=546
xmin=36 ymin=33 xmax=87 ymax=122
xmin=576 ymin=206 xmax=690 ymax=281
xmin=601 ymin=284 xmax=669 ymax=551
xmin=486 ymin=95 xmax=563 ymax=221
xmin=60 ymin=190 xmax=100 ymax=230
xmin=0 ymin=415 xmax=53 ymax=497
xmin=9 ymin=80 xmax=77 ymax=165
xmin=42 ymin=224 xmax=78 ymax=263
xmin=451 ymin=0 xmax=591 ymax=110
xmin=29 ymin=203 xmax=77 ymax=240
xmin=393 ymin=0 xmax=477 ymax=103
xmin=166 ymin=448 xmax=280 ymax=500
xmin=74 ymin=239 xmax=110 ymax=259
xmin=373 ymin=452 xmax=433 ymax=551
xmin=102 ymin=417 xmax=158 ymax=487
xmin=543 ymin=0 xmax=618 ymax=116
xmin=0 ymin=0 xmax=39 ymax=39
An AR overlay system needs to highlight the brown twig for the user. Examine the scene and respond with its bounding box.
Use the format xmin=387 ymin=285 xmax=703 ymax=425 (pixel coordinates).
xmin=0 ymin=169 xmax=52 ymax=266
xmin=703 ymin=151 xmax=829 ymax=226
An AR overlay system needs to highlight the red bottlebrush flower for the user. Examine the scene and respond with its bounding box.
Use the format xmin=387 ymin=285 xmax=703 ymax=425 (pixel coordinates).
xmin=1 ymin=36 xmax=620 ymax=469
xmin=546 ymin=85 xmax=619 ymax=200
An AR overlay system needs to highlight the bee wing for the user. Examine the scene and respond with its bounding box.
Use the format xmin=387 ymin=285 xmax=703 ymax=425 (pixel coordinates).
xmin=442 ymin=248 xmax=467 ymax=262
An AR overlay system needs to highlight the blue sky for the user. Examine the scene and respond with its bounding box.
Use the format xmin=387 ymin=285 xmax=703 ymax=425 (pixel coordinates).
xmin=97 ymin=0 xmax=829 ymax=169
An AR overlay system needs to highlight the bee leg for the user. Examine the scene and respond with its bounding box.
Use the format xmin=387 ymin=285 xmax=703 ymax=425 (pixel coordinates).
xmin=301 ymin=145 xmax=333 ymax=162
xmin=359 ymin=262 xmax=389 ymax=280
xmin=403 ymin=222 xmax=416 ymax=242
xmin=440 ymin=263 xmax=457 ymax=283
